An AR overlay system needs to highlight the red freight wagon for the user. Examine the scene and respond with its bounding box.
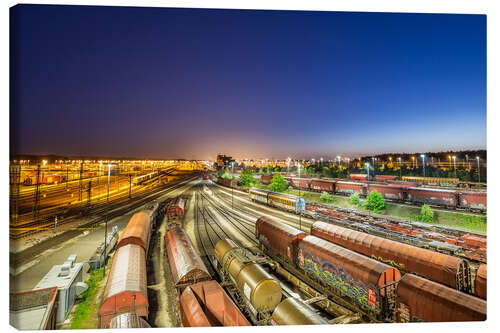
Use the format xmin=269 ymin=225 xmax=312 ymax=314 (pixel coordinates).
xmin=396 ymin=274 xmax=486 ymax=323
xmin=167 ymin=197 xmax=186 ymax=219
xmin=165 ymin=227 xmax=211 ymax=287
xmin=256 ymin=216 xmax=307 ymax=265
xmin=290 ymin=178 xmax=311 ymax=190
xmin=98 ymin=244 xmax=148 ymax=328
xmin=311 ymin=221 xmax=471 ymax=292
xmin=367 ymin=184 xmax=405 ymax=200
xmin=349 ymin=174 xmax=368 ymax=181
xmin=297 ymin=235 xmax=401 ymax=319
xmin=375 ymin=175 xmax=397 ymax=182
xmin=407 ymin=187 xmax=458 ymax=207
xmin=387 ymin=180 xmax=420 ymax=188
xmin=116 ymin=212 xmax=152 ymax=252
xmin=217 ymin=177 xmax=237 ymax=188
xmin=310 ymin=179 xmax=336 ymax=193
xmin=459 ymin=191 xmax=487 ymax=210
xmin=475 ymin=264 xmax=487 ymax=300
xmin=180 ymin=280 xmax=250 ymax=327
xmin=335 ymin=181 xmax=367 ymax=196
xmin=461 ymin=233 xmax=487 ymax=248
xmin=261 ymin=174 xmax=273 ymax=184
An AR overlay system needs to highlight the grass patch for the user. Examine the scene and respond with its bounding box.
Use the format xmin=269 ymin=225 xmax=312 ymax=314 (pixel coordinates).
xmin=71 ymin=267 xmax=106 ymax=329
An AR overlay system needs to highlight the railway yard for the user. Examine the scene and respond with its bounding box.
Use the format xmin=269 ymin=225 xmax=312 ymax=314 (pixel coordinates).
xmin=10 ymin=170 xmax=487 ymax=328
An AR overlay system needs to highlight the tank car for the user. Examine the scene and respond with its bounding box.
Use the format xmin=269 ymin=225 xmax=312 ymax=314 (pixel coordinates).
xmin=271 ymin=297 xmax=328 ymax=325
xmin=214 ymin=239 xmax=282 ymax=315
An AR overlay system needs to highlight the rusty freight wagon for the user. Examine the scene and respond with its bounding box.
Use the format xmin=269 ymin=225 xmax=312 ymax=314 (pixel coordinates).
xmin=366 ymin=184 xmax=405 ymax=201
xmin=98 ymin=244 xmax=148 ymax=328
xmin=349 ymin=174 xmax=368 ymax=181
xmin=335 ymin=181 xmax=367 ymax=196
xmin=256 ymin=216 xmax=306 ymax=265
xmin=179 ymin=280 xmax=250 ymax=327
xmin=297 ymin=235 xmax=401 ymax=319
xmin=396 ymin=274 xmax=486 ymax=322
xmin=475 ymin=264 xmax=487 ymax=299
xmin=407 ymin=187 xmax=458 ymax=208
xmin=115 ymin=211 xmax=152 ymax=253
xmin=165 ymin=227 xmax=211 ymax=288
xmin=458 ymin=191 xmax=487 ymax=211
xmin=260 ymin=174 xmax=273 ymax=184
xmin=217 ymin=177 xmax=237 ymax=188
xmin=109 ymin=313 xmax=151 ymax=328
xmin=375 ymin=175 xmax=397 ymax=182
xmin=311 ymin=222 xmax=472 ymax=292
xmin=310 ymin=179 xmax=336 ymax=193
xmin=289 ymin=178 xmax=312 ymax=190
xmin=166 ymin=197 xmax=186 ymax=220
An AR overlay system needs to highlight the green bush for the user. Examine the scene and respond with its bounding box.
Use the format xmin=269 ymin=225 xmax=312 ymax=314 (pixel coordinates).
xmin=320 ymin=191 xmax=333 ymax=203
xmin=269 ymin=173 xmax=288 ymax=192
xmin=364 ymin=190 xmax=386 ymax=213
xmin=350 ymin=193 xmax=360 ymax=205
xmin=420 ymin=204 xmax=434 ymax=223
xmin=238 ymin=169 xmax=256 ymax=187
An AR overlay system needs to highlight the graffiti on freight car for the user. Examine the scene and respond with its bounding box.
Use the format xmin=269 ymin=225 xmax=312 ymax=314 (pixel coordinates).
xmin=298 ymin=250 xmax=380 ymax=313
xmin=370 ymin=255 xmax=407 ymax=273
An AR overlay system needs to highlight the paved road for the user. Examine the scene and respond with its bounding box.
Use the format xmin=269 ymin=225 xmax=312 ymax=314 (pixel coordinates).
xmin=10 ymin=178 xmax=197 ymax=292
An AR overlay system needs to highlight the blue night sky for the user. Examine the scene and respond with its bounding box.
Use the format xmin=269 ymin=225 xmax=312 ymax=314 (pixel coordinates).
xmin=10 ymin=5 xmax=486 ymax=160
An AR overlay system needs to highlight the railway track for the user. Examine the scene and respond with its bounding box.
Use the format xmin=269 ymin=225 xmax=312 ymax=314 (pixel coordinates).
xmin=10 ymin=176 xmax=194 ymax=239
xmin=10 ymin=176 xmax=197 ymax=270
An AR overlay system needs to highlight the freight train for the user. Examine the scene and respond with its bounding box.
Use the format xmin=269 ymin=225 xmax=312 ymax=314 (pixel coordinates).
xmin=256 ymin=216 xmax=486 ymax=323
xmin=164 ymin=226 xmax=251 ymax=327
xmin=284 ymin=177 xmax=486 ymax=211
xmin=98 ymin=202 xmax=159 ymax=328
xmin=214 ymin=238 xmax=328 ymax=325
xmin=166 ymin=224 xmax=325 ymax=326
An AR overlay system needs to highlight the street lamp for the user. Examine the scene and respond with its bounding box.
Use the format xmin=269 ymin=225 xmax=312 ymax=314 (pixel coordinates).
xmin=287 ymin=157 xmax=291 ymax=175
xmin=476 ymin=156 xmax=481 ymax=182
xmin=104 ymin=163 xmax=111 ymax=276
xmin=365 ymin=162 xmax=370 ymax=181
xmin=372 ymin=157 xmax=376 ymax=177
xmin=398 ymin=157 xmax=402 ymax=179
xmin=452 ymin=156 xmax=457 ymax=178
xmin=421 ymin=154 xmax=425 ymax=177
xmin=231 ymin=162 xmax=235 ymax=209
xmin=298 ymin=163 xmax=302 ymax=231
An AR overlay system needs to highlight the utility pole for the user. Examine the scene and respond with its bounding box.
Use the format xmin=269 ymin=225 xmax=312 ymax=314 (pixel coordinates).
xmin=66 ymin=167 xmax=69 ymax=190
xmin=33 ymin=164 xmax=41 ymax=222
xmin=129 ymin=174 xmax=132 ymax=199
xmin=398 ymin=157 xmax=402 ymax=179
xmin=104 ymin=164 xmax=111 ymax=277
xmin=10 ymin=163 xmax=21 ymax=228
xmin=79 ymin=162 xmax=84 ymax=201
xmin=477 ymin=157 xmax=481 ymax=182
xmin=87 ymin=180 xmax=92 ymax=212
